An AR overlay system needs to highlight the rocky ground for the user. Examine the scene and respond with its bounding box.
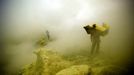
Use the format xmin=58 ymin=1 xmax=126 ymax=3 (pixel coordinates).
xmin=18 ymin=47 xmax=128 ymax=75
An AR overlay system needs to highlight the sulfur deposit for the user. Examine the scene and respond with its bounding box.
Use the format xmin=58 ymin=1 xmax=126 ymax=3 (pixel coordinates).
xmin=56 ymin=65 xmax=91 ymax=75
xmin=19 ymin=48 xmax=72 ymax=75
xmin=19 ymin=48 xmax=127 ymax=75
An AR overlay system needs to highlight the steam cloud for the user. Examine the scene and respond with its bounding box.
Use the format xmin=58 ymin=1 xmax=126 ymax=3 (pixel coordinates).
xmin=3 ymin=0 xmax=132 ymax=74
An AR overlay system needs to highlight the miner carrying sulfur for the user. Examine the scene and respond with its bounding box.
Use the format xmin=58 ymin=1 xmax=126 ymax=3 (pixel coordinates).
xmin=83 ymin=23 xmax=109 ymax=54
xmin=90 ymin=24 xmax=101 ymax=54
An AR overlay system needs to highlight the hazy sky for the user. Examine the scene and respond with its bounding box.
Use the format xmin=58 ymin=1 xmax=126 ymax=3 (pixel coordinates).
xmin=2 ymin=0 xmax=133 ymax=74
xmin=4 ymin=0 xmax=129 ymax=51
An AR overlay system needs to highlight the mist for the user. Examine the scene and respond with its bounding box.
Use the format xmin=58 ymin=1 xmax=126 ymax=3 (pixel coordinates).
xmin=2 ymin=0 xmax=132 ymax=74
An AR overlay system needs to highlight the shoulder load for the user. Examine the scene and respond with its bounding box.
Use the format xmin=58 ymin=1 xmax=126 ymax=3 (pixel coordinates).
xmin=84 ymin=23 xmax=110 ymax=36
xmin=90 ymin=23 xmax=109 ymax=32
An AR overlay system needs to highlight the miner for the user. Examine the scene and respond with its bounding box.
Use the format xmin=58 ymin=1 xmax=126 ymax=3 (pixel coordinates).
xmin=90 ymin=24 xmax=101 ymax=54
xmin=84 ymin=23 xmax=109 ymax=54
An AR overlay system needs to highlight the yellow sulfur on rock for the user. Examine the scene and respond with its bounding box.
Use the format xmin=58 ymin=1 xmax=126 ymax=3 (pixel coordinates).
xmin=56 ymin=65 xmax=91 ymax=75
xmin=19 ymin=48 xmax=72 ymax=75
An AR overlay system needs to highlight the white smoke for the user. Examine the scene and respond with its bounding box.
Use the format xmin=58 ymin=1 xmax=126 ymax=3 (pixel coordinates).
xmin=4 ymin=0 xmax=130 ymax=74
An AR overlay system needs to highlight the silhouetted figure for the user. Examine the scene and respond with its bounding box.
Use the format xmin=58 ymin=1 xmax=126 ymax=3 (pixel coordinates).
xmin=90 ymin=24 xmax=101 ymax=54
xmin=46 ymin=30 xmax=50 ymax=40
xmin=84 ymin=23 xmax=109 ymax=54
